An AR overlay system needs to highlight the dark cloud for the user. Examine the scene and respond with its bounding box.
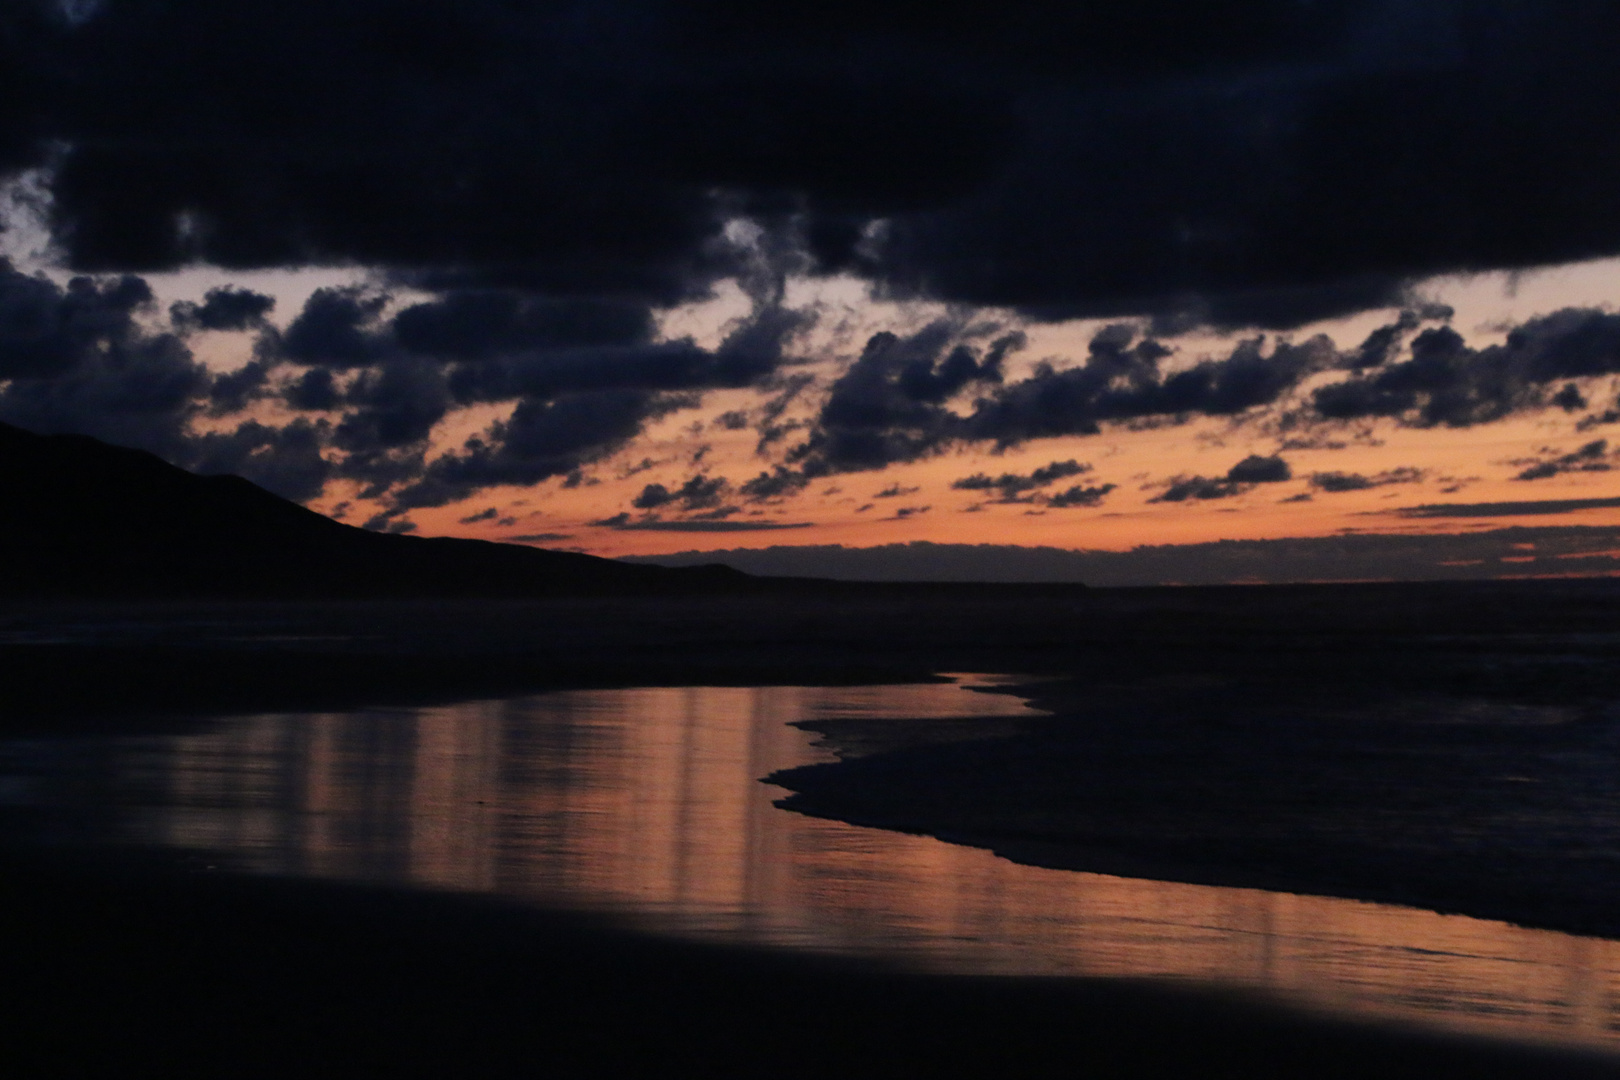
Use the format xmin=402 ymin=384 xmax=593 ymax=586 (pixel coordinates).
xmin=252 ymin=270 xmax=798 ymax=510
xmin=206 ymin=359 xmax=270 ymax=416
xmin=1550 ymin=383 xmax=1588 ymax=413
xmin=862 ymin=7 xmax=1620 ymax=326
xmin=272 ymin=287 xmax=390 ymax=370
xmin=5 ymin=3 xmax=1620 ymax=327
xmin=787 ymin=321 xmax=1020 ymax=475
xmin=962 ymin=329 xmax=1334 ymax=447
xmin=508 ymin=532 xmax=573 ymax=543
xmin=0 ymin=264 xmax=207 ymax=458
xmin=184 ymin=416 xmax=331 ymax=502
xmin=433 ymin=301 xmax=810 ymax=449
xmin=594 ymin=518 xmax=814 ymax=533
xmin=334 ymin=446 xmax=428 ymax=502
xmin=1151 ymin=476 xmax=1245 ymax=504
xmin=392 ymin=292 xmax=654 ymax=360
xmin=1577 ymin=408 xmax=1620 ymax=433
xmin=1343 ymin=310 xmax=1423 ymax=371
xmin=750 ymin=373 xmax=816 ymax=454
xmin=873 ymin=483 xmax=919 ymax=499
xmin=169 ymin=286 xmax=274 ymax=332
xmin=15 ymin=244 xmax=779 ymax=515
xmin=333 ymin=357 xmax=450 ymax=452
xmin=951 ymin=459 xmax=1091 ymax=503
xmin=1512 ymin=439 xmax=1615 ymax=481
xmin=1312 ymin=309 xmax=1620 ymax=428
xmin=738 ymin=465 xmax=810 ymax=502
xmin=458 ymin=507 xmax=498 ymax=524
xmin=630 ymin=483 xmax=672 ymax=511
xmin=1150 ymin=454 xmax=1293 ymax=503
xmin=283 ymin=368 xmax=341 ymax=411
xmin=772 ymin=324 xmax=1333 ymax=486
xmin=1046 ymin=483 xmax=1116 ymax=509
xmin=671 ymin=474 xmax=727 ymax=510
xmin=1392 ymin=497 xmax=1620 ymax=519
xmin=631 ymin=473 xmax=729 ymax=513
xmin=1310 ymin=467 xmax=1424 ymax=493
xmin=0 ymin=266 xmax=158 ymax=380
xmin=1224 ymin=454 xmax=1291 ymax=484
xmin=391 ymin=389 xmax=676 ymax=510
xmin=18 ymin=4 xmax=1620 ymax=525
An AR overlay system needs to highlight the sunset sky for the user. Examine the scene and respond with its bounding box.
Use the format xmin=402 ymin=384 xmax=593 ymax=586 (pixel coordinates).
xmin=5 ymin=1 xmax=1620 ymax=580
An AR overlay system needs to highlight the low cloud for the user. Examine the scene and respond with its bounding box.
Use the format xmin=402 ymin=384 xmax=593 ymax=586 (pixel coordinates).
xmin=780 ymin=323 xmax=1334 ymax=487
xmin=170 ymin=287 xmax=275 ymax=333
xmin=623 ymin=527 xmax=1620 ymax=587
xmin=1391 ymin=496 xmax=1620 ymax=519
xmin=632 ymin=473 xmax=729 ymax=512
xmin=593 ymin=518 xmax=814 ymax=532
xmin=1150 ymin=454 xmax=1291 ymax=503
xmin=951 ymin=459 xmax=1090 ymax=502
xmin=1309 ymin=467 xmax=1425 ymax=493
xmin=1046 ymin=483 xmax=1116 ymax=508
xmin=1512 ymin=439 xmax=1615 ymax=481
xmin=739 ymin=465 xmax=810 ymax=502
xmin=1313 ymin=309 xmax=1620 ymax=429
xmin=785 ymin=320 xmax=1019 ymax=475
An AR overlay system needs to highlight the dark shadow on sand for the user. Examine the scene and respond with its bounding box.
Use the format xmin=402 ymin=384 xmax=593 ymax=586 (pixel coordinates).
xmin=1 ymin=844 xmax=1615 ymax=1079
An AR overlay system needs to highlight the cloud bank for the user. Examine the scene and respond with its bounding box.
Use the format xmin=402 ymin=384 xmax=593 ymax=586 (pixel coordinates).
xmin=8 ymin=1 xmax=1620 ymax=326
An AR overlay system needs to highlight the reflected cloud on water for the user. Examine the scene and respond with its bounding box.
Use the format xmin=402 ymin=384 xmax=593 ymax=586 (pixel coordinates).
xmin=20 ymin=678 xmax=1620 ymax=1052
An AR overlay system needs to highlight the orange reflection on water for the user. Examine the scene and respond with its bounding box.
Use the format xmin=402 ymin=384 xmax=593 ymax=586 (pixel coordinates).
xmin=120 ymin=681 xmax=1620 ymax=1052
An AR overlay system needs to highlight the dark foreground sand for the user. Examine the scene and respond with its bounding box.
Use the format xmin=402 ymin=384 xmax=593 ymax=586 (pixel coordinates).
xmin=1 ymin=844 xmax=1615 ymax=1079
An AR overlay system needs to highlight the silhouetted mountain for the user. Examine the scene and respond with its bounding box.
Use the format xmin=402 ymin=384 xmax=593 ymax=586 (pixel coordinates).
xmin=0 ymin=422 xmax=745 ymax=598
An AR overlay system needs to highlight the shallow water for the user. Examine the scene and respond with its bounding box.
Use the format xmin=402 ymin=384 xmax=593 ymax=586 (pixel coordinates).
xmin=9 ymin=676 xmax=1620 ymax=1053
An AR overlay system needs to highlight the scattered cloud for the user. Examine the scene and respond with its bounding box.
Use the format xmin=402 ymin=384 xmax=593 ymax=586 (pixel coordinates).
xmin=951 ymin=459 xmax=1090 ymax=502
xmin=1149 ymin=454 xmax=1291 ymax=503
xmin=1309 ymin=467 xmax=1425 ymax=493
xmin=1511 ymin=439 xmax=1616 ymax=481
xmin=1046 ymin=483 xmax=1116 ymax=509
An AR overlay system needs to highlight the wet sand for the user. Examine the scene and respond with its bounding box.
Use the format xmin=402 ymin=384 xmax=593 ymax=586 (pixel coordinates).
xmin=773 ymin=623 xmax=1620 ymax=943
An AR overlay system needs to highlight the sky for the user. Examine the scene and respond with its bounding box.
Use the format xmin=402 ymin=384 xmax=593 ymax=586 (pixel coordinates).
xmin=5 ymin=1 xmax=1620 ymax=582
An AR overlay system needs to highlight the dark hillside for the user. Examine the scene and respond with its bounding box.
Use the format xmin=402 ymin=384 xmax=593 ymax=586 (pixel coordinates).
xmin=0 ymin=422 xmax=744 ymax=597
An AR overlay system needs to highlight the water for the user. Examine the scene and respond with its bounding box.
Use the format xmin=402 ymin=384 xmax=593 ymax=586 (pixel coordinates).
xmin=8 ymin=676 xmax=1620 ymax=1053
